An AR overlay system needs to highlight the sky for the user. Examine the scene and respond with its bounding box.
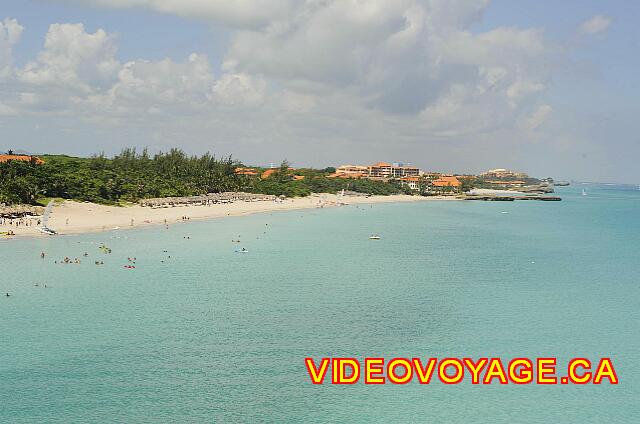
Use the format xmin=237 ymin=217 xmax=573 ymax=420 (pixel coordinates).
xmin=1 ymin=0 xmax=638 ymax=182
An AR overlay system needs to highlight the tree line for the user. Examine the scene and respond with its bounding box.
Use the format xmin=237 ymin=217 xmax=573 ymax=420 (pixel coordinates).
xmin=0 ymin=148 xmax=409 ymax=205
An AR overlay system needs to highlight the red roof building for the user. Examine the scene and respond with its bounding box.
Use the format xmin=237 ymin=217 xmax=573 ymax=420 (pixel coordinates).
xmin=431 ymin=175 xmax=461 ymax=187
xmin=0 ymin=154 xmax=44 ymax=165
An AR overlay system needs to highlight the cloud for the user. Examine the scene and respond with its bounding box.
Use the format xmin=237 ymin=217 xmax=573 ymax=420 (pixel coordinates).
xmin=0 ymin=18 xmax=23 ymax=78
xmin=64 ymin=0 xmax=296 ymax=28
xmin=579 ymin=15 xmax=612 ymax=35
xmin=212 ymin=72 xmax=266 ymax=107
xmin=0 ymin=101 xmax=17 ymax=116
xmin=98 ymin=53 xmax=215 ymax=112
xmin=18 ymin=23 xmax=120 ymax=93
xmin=2 ymin=2 xmax=564 ymax=166
xmin=222 ymin=0 xmax=553 ymax=135
xmin=525 ymin=104 xmax=553 ymax=131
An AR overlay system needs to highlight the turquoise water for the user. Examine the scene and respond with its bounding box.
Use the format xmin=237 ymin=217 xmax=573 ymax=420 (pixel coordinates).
xmin=1 ymin=186 xmax=638 ymax=422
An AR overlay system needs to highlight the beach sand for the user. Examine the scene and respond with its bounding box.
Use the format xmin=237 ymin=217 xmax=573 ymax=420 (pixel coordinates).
xmin=2 ymin=194 xmax=451 ymax=238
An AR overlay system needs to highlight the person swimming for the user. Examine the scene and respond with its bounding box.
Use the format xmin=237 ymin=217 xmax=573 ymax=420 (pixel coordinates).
xmin=5 ymin=293 xmax=10 ymax=297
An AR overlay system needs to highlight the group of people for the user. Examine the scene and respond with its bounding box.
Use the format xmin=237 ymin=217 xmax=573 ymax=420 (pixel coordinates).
xmin=0 ymin=216 xmax=41 ymax=227
xmin=1 ymin=216 xmax=40 ymax=236
xmin=55 ymin=257 xmax=82 ymax=264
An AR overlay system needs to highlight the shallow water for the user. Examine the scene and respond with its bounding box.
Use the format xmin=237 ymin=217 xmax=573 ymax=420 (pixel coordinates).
xmin=1 ymin=185 xmax=638 ymax=422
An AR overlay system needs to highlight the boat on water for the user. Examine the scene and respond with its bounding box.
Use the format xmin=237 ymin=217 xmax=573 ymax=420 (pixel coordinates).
xmin=369 ymin=235 xmax=381 ymax=240
xmin=38 ymin=200 xmax=58 ymax=235
xmin=235 ymin=248 xmax=249 ymax=253
xmin=38 ymin=227 xmax=58 ymax=235
xmin=582 ymin=189 xmax=588 ymax=196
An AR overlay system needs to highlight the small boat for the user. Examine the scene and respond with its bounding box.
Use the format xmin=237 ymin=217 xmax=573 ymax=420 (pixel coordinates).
xmin=369 ymin=235 xmax=381 ymax=240
xmin=38 ymin=227 xmax=58 ymax=235
xmin=582 ymin=189 xmax=587 ymax=196
xmin=235 ymin=248 xmax=249 ymax=253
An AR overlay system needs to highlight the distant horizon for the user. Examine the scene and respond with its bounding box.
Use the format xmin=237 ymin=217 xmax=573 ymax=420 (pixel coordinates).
xmin=4 ymin=146 xmax=640 ymax=185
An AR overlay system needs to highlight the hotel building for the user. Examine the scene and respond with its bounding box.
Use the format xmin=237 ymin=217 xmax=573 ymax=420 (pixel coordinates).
xmin=335 ymin=162 xmax=420 ymax=179
xmin=333 ymin=162 xmax=421 ymax=190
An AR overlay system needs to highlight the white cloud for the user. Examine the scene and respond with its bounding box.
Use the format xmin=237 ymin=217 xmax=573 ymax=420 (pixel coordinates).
xmin=220 ymin=0 xmax=554 ymax=136
xmin=66 ymin=0 xmax=295 ymax=28
xmin=0 ymin=18 xmax=23 ymax=78
xmin=579 ymin=15 xmax=612 ymax=35
xmin=525 ymin=104 xmax=553 ymax=131
xmin=106 ymin=54 xmax=214 ymax=108
xmin=0 ymin=101 xmax=17 ymax=116
xmin=19 ymin=23 xmax=119 ymax=92
xmin=212 ymin=72 xmax=266 ymax=107
xmin=2 ymin=2 xmax=564 ymax=164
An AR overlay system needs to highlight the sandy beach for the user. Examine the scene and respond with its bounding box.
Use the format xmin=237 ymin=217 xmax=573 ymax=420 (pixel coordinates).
xmin=2 ymin=194 xmax=448 ymax=238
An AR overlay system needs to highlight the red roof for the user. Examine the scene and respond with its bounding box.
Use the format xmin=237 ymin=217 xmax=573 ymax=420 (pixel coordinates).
xmin=432 ymin=176 xmax=461 ymax=187
xmin=0 ymin=155 xmax=44 ymax=165
xmin=261 ymin=169 xmax=277 ymax=179
xmin=371 ymin=162 xmax=391 ymax=167
xmin=328 ymin=172 xmax=365 ymax=179
xmin=234 ymin=167 xmax=259 ymax=176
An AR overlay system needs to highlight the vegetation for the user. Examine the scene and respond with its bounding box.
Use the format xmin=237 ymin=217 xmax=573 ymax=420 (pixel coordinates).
xmin=247 ymin=161 xmax=409 ymax=197
xmin=0 ymin=148 xmax=409 ymax=205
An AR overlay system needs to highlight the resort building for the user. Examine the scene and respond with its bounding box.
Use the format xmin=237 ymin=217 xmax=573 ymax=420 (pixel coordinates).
xmin=259 ymin=167 xmax=302 ymax=180
xmin=333 ymin=162 xmax=420 ymax=180
xmin=335 ymin=165 xmax=369 ymax=178
xmin=260 ymin=169 xmax=277 ymax=179
xmin=399 ymin=176 xmax=421 ymax=191
xmin=480 ymin=168 xmax=528 ymax=179
xmin=0 ymin=154 xmax=44 ymax=165
xmin=234 ymin=167 xmax=259 ymax=176
xmin=431 ymin=175 xmax=461 ymax=188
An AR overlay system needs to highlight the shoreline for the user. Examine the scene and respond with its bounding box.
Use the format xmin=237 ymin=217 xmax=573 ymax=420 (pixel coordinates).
xmin=1 ymin=194 xmax=456 ymax=239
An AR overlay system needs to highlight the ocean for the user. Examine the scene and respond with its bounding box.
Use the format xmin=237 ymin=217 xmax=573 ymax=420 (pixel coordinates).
xmin=1 ymin=185 xmax=638 ymax=423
